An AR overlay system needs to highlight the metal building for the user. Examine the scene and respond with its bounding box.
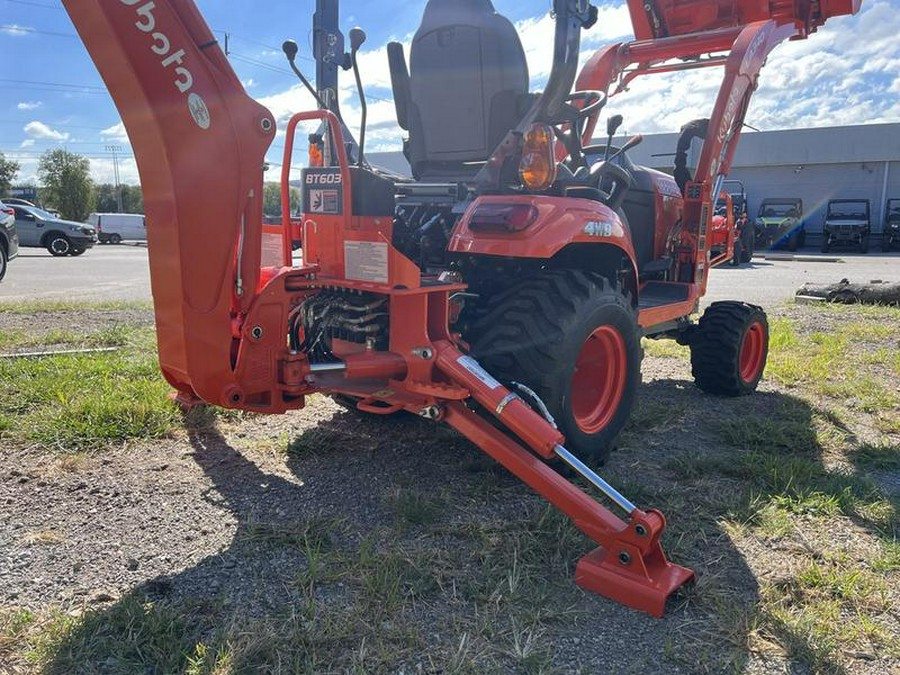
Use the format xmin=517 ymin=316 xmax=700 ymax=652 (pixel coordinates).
xmin=370 ymin=122 xmax=900 ymax=239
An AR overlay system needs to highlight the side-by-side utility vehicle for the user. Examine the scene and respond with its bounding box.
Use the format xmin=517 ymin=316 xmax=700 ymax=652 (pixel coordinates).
xmin=755 ymin=197 xmax=805 ymax=251
xmin=883 ymin=199 xmax=900 ymax=252
xmin=822 ymin=199 xmax=871 ymax=253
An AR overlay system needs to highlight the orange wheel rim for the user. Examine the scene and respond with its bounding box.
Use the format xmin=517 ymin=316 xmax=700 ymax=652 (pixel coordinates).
xmin=739 ymin=320 xmax=766 ymax=383
xmin=571 ymin=326 xmax=627 ymax=434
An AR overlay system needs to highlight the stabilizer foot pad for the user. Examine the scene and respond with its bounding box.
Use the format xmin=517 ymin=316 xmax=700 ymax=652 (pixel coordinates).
xmin=575 ymin=545 xmax=695 ymax=617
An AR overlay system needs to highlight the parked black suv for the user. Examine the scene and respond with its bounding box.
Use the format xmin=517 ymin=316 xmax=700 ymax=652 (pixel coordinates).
xmin=821 ymin=199 xmax=870 ymax=253
xmin=0 ymin=200 xmax=19 ymax=282
xmin=882 ymin=199 xmax=900 ymax=252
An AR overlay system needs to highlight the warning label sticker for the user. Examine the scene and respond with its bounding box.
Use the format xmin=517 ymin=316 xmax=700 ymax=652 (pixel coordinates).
xmin=260 ymin=229 xmax=283 ymax=267
xmin=456 ymin=355 xmax=502 ymax=390
xmin=309 ymin=189 xmax=340 ymax=214
xmin=344 ymin=241 xmax=389 ymax=284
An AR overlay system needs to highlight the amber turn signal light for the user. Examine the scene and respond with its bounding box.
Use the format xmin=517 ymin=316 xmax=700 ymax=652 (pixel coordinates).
xmin=519 ymin=124 xmax=557 ymax=191
xmin=308 ymin=133 xmax=324 ymax=168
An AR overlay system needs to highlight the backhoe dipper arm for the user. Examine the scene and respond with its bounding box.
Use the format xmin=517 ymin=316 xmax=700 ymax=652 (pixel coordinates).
xmin=62 ymin=0 xmax=276 ymax=405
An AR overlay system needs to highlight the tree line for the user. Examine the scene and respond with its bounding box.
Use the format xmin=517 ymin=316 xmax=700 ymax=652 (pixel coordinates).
xmin=1 ymin=149 xmax=299 ymax=222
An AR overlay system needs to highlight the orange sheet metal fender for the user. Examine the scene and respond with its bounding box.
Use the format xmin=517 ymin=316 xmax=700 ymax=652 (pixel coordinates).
xmin=448 ymin=195 xmax=638 ymax=265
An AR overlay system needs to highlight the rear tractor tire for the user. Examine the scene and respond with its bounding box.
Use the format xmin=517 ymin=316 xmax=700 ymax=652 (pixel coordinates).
xmin=469 ymin=270 xmax=641 ymax=464
xmin=740 ymin=228 xmax=755 ymax=263
xmin=689 ymin=301 xmax=768 ymax=396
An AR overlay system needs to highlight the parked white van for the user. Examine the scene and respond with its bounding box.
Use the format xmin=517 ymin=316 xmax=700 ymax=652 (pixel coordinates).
xmin=87 ymin=213 xmax=146 ymax=244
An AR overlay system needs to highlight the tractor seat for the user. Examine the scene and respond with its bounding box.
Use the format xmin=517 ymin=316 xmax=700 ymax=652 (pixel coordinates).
xmin=387 ymin=0 xmax=529 ymax=181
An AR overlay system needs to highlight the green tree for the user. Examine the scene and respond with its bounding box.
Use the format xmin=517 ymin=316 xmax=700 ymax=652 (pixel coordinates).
xmin=94 ymin=183 xmax=118 ymax=212
xmin=94 ymin=183 xmax=144 ymax=213
xmin=262 ymin=182 xmax=300 ymax=216
xmin=121 ymin=184 xmax=144 ymax=213
xmin=38 ymin=149 xmax=95 ymax=221
xmin=0 ymin=152 xmax=20 ymax=197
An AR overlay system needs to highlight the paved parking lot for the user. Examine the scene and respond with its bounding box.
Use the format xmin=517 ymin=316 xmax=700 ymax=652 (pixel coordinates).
xmin=0 ymin=243 xmax=896 ymax=308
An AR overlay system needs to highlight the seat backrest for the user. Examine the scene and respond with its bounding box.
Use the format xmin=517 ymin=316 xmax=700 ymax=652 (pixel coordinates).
xmin=401 ymin=0 xmax=528 ymax=178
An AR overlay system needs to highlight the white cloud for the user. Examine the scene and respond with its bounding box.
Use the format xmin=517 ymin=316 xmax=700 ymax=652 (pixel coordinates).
xmin=100 ymin=122 xmax=130 ymax=144
xmin=599 ymin=0 xmax=900 ymax=134
xmin=0 ymin=24 xmax=31 ymax=37
xmin=23 ymin=121 xmax=70 ymax=141
xmin=19 ymin=139 xmax=35 ymax=148
xmin=250 ymin=0 xmax=899 ymax=162
xmin=17 ymin=101 xmax=42 ymax=111
xmin=90 ymin=156 xmax=140 ymax=185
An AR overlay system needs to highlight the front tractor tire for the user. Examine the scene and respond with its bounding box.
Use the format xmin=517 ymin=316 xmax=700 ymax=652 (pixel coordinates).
xmin=469 ymin=271 xmax=641 ymax=464
xmin=689 ymin=302 xmax=768 ymax=396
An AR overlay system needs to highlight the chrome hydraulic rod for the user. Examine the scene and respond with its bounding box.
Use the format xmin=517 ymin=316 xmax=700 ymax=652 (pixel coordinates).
xmin=553 ymin=444 xmax=636 ymax=514
xmin=309 ymin=362 xmax=347 ymax=373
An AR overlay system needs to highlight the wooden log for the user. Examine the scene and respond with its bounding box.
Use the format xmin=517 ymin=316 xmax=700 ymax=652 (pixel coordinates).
xmin=796 ymin=278 xmax=900 ymax=305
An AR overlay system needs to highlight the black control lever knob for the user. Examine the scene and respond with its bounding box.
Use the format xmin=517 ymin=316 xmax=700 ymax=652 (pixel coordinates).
xmin=282 ymin=40 xmax=299 ymax=61
xmin=349 ymin=28 xmax=366 ymax=52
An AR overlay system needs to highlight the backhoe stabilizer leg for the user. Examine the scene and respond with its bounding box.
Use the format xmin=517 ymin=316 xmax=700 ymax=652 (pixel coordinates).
xmin=442 ymin=401 xmax=694 ymax=616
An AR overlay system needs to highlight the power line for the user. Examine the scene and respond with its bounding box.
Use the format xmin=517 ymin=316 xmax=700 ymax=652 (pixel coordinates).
xmin=0 ymin=120 xmax=115 ymax=131
xmin=1 ymin=0 xmax=64 ymax=9
xmin=0 ymin=139 xmax=129 ymax=146
xmin=213 ymin=29 xmax=314 ymax=64
xmin=0 ymin=152 xmax=135 ymax=159
xmin=0 ymin=77 xmax=106 ymax=92
xmin=0 ymin=24 xmax=77 ymax=38
xmin=227 ymin=51 xmax=392 ymax=104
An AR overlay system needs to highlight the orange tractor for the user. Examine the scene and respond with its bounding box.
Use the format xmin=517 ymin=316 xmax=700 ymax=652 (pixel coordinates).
xmin=62 ymin=0 xmax=859 ymax=616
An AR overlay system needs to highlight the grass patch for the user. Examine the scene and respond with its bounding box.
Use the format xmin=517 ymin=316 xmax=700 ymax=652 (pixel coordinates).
xmin=849 ymin=442 xmax=900 ymax=472
xmin=241 ymin=515 xmax=339 ymax=552
xmin=642 ymin=337 xmax=690 ymax=360
xmin=626 ymin=399 xmax=687 ymax=432
xmin=0 ymin=299 xmax=152 ymax=313
xmin=765 ymin=310 xmax=900 ymax=414
xmin=0 ymin=325 xmax=133 ymax=352
xmin=0 ymin=327 xmax=179 ymax=451
xmin=386 ymin=487 xmax=448 ymax=529
xmin=2 ymin=597 xmax=192 ymax=674
xmin=757 ymin=555 xmax=898 ymax=672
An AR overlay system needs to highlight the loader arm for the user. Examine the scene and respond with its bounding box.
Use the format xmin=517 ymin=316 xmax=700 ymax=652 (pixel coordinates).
xmin=62 ymin=0 xmax=275 ymax=406
xmin=574 ymin=0 xmax=859 ymax=291
xmin=578 ymin=0 xmax=860 ymax=182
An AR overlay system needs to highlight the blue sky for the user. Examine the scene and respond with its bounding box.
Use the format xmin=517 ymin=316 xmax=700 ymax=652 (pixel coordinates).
xmin=1 ymin=0 xmax=898 ymax=186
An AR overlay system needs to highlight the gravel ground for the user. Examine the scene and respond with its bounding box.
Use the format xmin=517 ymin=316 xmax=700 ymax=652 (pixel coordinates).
xmin=0 ymin=303 xmax=897 ymax=674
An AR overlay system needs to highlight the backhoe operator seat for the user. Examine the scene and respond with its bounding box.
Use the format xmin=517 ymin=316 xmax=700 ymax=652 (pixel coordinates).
xmin=387 ymin=0 xmax=529 ymax=180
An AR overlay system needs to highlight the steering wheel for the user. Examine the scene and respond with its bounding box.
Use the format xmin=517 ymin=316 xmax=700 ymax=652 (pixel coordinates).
xmin=564 ymin=90 xmax=606 ymax=120
xmin=553 ymin=91 xmax=606 ymax=173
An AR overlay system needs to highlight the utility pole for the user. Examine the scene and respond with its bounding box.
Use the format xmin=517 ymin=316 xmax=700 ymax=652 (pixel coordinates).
xmin=105 ymin=144 xmax=124 ymax=212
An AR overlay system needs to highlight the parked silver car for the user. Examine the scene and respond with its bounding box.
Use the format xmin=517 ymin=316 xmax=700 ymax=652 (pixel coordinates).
xmin=0 ymin=200 xmax=19 ymax=281
xmin=11 ymin=205 xmax=96 ymax=256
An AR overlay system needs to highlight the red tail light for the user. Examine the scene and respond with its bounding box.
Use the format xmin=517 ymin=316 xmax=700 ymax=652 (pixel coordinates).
xmin=1 ymin=208 xmax=13 ymax=216
xmin=469 ymin=203 xmax=539 ymax=233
